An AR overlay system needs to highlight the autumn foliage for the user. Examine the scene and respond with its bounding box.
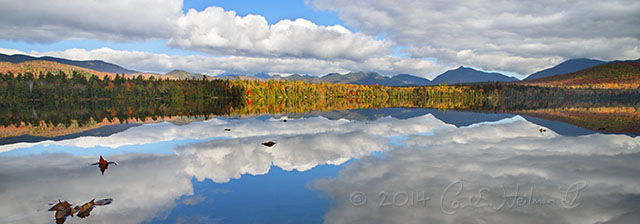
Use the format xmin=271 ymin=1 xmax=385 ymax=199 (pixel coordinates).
xmin=521 ymin=62 xmax=640 ymax=89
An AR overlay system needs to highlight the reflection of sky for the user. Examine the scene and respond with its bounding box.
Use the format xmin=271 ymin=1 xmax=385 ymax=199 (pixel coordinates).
xmin=151 ymin=165 xmax=344 ymax=224
xmin=1 ymin=112 xmax=639 ymax=224
xmin=0 ymin=154 xmax=192 ymax=224
xmin=0 ymin=137 xmax=229 ymax=157
xmin=0 ymin=113 xmax=446 ymax=223
xmin=313 ymin=119 xmax=640 ymax=224
xmin=0 ymin=114 xmax=450 ymax=154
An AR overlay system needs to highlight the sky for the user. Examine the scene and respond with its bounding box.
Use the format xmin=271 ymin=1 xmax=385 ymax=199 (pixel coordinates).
xmin=0 ymin=0 xmax=639 ymax=79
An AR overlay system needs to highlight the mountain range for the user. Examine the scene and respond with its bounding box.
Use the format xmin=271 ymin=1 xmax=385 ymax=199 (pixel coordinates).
xmin=224 ymin=69 xmax=516 ymax=86
xmin=278 ymin=72 xmax=422 ymax=86
xmin=1 ymin=52 xmax=637 ymax=86
xmin=207 ymin=58 xmax=640 ymax=86
xmin=0 ymin=53 xmax=138 ymax=74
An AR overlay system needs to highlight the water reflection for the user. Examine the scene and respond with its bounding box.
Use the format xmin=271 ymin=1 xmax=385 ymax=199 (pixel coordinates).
xmin=0 ymin=109 xmax=638 ymax=223
xmin=313 ymin=118 xmax=640 ymax=224
xmin=175 ymin=114 xmax=443 ymax=183
xmin=0 ymin=154 xmax=190 ymax=224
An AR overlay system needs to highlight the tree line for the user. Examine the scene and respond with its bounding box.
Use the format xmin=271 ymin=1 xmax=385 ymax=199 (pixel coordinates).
xmin=0 ymin=71 xmax=241 ymax=102
xmin=1 ymin=71 xmax=638 ymax=130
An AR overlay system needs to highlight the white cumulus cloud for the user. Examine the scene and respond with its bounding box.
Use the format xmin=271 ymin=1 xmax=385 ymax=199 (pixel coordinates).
xmin=0 ymin=47 xmax=445 ymax=78
xmin=311 ymin=0 xmax=640 ymax=74
xmin=169 ymin=7 xmax=390 ymax=61
xmin=0 ymin=1 xmax=392 ymax=63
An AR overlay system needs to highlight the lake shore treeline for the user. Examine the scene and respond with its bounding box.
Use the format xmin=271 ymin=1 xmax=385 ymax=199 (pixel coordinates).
xmin=1 ymin=71 xmax=638 ymax=136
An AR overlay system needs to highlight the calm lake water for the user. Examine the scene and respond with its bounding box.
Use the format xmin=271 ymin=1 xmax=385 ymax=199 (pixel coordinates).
xmin=1 ymin=108 xmax=639 ymax=224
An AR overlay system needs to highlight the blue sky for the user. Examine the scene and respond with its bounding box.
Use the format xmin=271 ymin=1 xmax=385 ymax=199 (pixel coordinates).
xmin=0 ymin=0 xmax=344 ymax=54
xmin=0 ymin=0 xmax=346 ymax=55
xmin=183 ymin=0 xmax=345 ymax=26
xmin=0 ymin=0 xmax=638 ymax=78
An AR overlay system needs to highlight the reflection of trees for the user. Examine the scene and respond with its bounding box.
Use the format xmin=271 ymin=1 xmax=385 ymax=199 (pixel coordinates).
xmin=517 ymin=107 xmax=640 ymax=134
xmin=0 ymin=99 xmax=242 ymax=128
xmin=1 ymin=71 xmax=638 ymax=135
xmin=232 ymin=82 xmax=639 ymax=117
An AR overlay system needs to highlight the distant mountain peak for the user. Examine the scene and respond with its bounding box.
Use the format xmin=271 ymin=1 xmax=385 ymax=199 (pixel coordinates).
xmin=457 ymin=66 xmax=487 ymax=72
xmin=164 ymin=69 xmax=205 ymax=79
xmin=167 ymin=69 xmax=187 ymax=73
xmin=432 ymin=66 xmax=517 ymax=85
xmin=392 ymin=74 xmax=432 ymax=86
xmin=524 ymin=58 xmax=606 ymax=80
xmin=253 ymin=72 xmax=271 ymax=79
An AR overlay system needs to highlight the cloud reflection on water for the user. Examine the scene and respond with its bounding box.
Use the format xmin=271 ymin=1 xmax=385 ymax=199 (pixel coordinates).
xmin=0 ymin=154 xmax=191 ymax=224
xmin=0 ymin=113 xmax=638 ymax=223
xmin=0 ymin=114 xmax=447 ymax=223
xmin=313 ymin=119 xmax=640 ymax=224
xmin=0 ymin=114 xmax=449 ymax=153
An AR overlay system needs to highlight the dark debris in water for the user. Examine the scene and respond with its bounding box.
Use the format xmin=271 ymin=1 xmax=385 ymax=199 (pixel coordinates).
xmin=262 ymin=141 xmax=276 ymax=147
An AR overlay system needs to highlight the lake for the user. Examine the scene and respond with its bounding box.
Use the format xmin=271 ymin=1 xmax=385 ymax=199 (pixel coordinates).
xmin=1 ymin=107 xmax=639 ymax=224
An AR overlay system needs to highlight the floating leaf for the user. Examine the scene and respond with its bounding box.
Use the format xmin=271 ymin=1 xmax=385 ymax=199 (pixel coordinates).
xmin=90 ymin=155 xmax=117 ymax=175
xmin=76 ymin=199 xmax=95 ymax=218
xmin=48 ymin=200 xmax=71 ymax=211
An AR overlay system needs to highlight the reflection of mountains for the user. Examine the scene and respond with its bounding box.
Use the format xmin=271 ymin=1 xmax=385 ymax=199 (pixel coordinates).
xmin=325 ymin=107 xmax=637 ymax=136
xmin=520 ymin=115 xmax=595 ymax=136
xmin=1 ymin=95 xmax=638 ymax=144
xmin=517 ymin=107 xmax=639 ymax=136
xmin=0 ymin=123 xmax=141 ymax=145
xmin=2 ymin=106 xmax=634 ymax=145
xmin=294 ymin=108 xmax=513 ymax=125
xmin=0 ymin=116 xmax=209 ymax=145
xmin=290 ymin=108 xmax=600 ymax=136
